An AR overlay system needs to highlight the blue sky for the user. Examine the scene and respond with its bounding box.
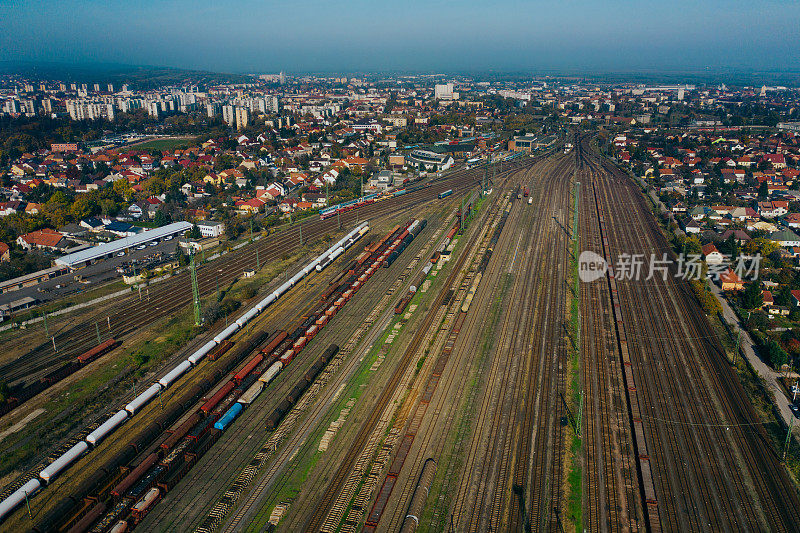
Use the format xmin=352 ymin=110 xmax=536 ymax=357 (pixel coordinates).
xmin=1 ymin=0 xmax=798 ymax=73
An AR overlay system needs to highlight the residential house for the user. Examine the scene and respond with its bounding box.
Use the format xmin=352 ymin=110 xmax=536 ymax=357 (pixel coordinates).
xmin=764 ymin=153 xmax=787 ymax=169
xmin=769 ymin=229 xmax=800 ymax=248
xmin=762 ymin=290 xmax=775 ymax=308
xmin=128 ymin=202 xmax=146 ymax=219
xmin=701 ymin=243 xmax=724 ymax=264
xmin=720 ymin=269 xmax=744 ymax=291
xmin=16 ymin=228 xmax=65 ymax=251
xmin=767 ymin=306 xmax=790 ymax=317
xmin=720 ymin=229 xmax=751 ymax=245
xmin=758 ymin=201 xmax=788 ymax=218
xmin=689 ymin=206 xmax=707 ymax=220
xmin=197 ymin=221 xmax=225 ymax=238
xmin=786 ymin=213 xmax=800 ymax=229
xmin=302 ymin=193 xmax=327 ymax=208
xmin=235 ymin=198 xmax=265 ymax=214
xmin=0 ymin=242 xmax=9 ymax=262
xmin=671 ymin=202 xmax=687 ymax=215
xmin=80 ymin=217 xmax=105 ymax=232
xmin=105 ymin=221 xmax=139 ymax=237
xmin=260 ymin=183 xmax=285 ymax=201
xmin=682 ymin=218 xmax=701 ymax=234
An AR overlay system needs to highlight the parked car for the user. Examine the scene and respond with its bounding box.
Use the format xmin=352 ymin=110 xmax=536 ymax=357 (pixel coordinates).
xmin=136 ymin=244 xmax=147 ymax=250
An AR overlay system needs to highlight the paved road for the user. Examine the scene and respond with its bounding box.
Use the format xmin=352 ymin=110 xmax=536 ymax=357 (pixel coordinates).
xmin=0 ymin=238 xmax=179 ymax=307
xmin=710 ymin=281 xmax=799 ymax=433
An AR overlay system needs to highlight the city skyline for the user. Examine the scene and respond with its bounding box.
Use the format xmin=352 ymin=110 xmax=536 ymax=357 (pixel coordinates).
xmin=1 ymin=0 xmax=799 ymax=74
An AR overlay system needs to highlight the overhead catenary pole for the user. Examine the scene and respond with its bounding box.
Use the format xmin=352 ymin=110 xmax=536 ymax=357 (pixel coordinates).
xmin=783 ymin=416 xmax=795 ymax=462
xmin=190 ymin=253 xmax=201 ymax=326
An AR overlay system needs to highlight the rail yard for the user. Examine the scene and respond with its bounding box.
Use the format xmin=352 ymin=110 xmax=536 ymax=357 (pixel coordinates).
xmin=2 ymin=140 xmax=800 ymax=533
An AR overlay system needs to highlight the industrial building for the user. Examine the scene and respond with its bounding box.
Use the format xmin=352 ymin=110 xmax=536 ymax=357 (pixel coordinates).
xmin=55 ymin=222 xmax=192 ymax=269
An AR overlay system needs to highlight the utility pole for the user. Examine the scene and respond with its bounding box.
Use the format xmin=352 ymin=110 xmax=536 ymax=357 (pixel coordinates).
xmin=783 ymin=416 xmax=795 ymax=462
xmin=95 ymin=321 xmax=101 ymax=345
xmin=190 ymin=253 xmax=201 ymax=326
xmin=299 ymin=222 xmax=303 ymax=245
xmin=43 ymin=312 xmax=49 ymax=338
xmin=249 ymin=218 xmax=254 ymax=242
xmin=733 ymin=330 xmax=741 ymax=365
xmin=572 ymin=182 xmax=581 ymax=241
xmin=256 ymin=248 xmax=260 ymax=270
xmin=460 ymin=195 xmax=465 ymax=233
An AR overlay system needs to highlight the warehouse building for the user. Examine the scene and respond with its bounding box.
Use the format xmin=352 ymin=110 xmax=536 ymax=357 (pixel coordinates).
xmin=55 ymin=221 xmax=192 ymax=269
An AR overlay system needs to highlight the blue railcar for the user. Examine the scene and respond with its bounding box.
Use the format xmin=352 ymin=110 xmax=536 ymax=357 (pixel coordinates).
xmin=214 ymin=403 xmax=243 ymax=431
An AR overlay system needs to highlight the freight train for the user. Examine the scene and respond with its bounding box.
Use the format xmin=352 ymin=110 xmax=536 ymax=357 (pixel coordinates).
xmin=318 ymin=183 xmax=432 ymax=221
xmin=0 ymin=338 xmax=121 ymax=418
xmin=0 ymin=223 xmax=370 ymax=524
xmin=56 ymin=220 xmax=425 ymax=530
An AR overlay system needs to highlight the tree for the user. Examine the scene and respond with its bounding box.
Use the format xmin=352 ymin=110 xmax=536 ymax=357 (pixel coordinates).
xmin=153 ymin=209 xmax=168 ymax=227
xmin=758 ymin=180 xmax=768 ymax=199
xmin=187 ymin=224 xmax=202 ymax=239
xmin=690 ymin=280 xmax=721 ymax=315
xmin=741 ymin=281 xmax=764 ymax=310
xmin=70 ymin=194 xmax=95 ymax=221
xmin=748 ymin=311 xmax=768 ymax=332
xmin=113 ymin=179 xmax=133 ymax=201
xmin=744 ymin=237 xmax=778 ymax=258
xmin=764 ymin=339 xmax=788 ymax=370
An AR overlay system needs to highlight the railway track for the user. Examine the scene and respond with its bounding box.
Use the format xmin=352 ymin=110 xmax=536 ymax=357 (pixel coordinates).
xmin=199 ymin=210 xmax=458 ymax=533
xmin=439 ymin=153 xmax=574 ymax=532
xmin=513 ymin=153 xmax=573 ymax=531
xmin=0 ymin=159 xmax=540 ymax=406
xmin=578 ymin=145 xmax=643 ymax=531
xmin=358 ymin=181 xmax=525 ymax=532
xmin=295 ymin=161 xmax=547 ymax=532
xmin=299 ymin=203 xmax=483 ymax=532
xmin=581 ymin=137 xmax=800 ymax=530
xmin=374 ymin=187 xmax=520 ymax=532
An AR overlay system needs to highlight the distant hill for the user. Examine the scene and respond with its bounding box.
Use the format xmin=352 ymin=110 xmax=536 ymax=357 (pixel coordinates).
xmin=0 ymin=61 xmax=252 ymax=89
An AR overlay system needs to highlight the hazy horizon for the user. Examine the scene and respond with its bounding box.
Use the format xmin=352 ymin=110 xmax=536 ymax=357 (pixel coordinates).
xmin=2 ymin=0 xmax=799 ymax=75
